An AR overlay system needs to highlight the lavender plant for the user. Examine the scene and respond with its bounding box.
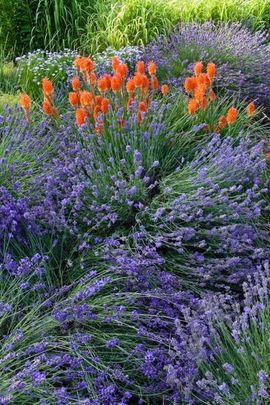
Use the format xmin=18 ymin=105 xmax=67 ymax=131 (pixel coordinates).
xmin=140 ymin=134 xmax=270 ymax=289
xmin=197 ymin=261 xmax=270 ymax=404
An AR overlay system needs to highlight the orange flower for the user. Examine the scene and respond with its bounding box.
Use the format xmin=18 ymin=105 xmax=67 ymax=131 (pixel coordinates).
xmin=112 ymin=56 xmax=120 ymax=72
xmin=136 ymin=61 xmax=145 ymax=74
xmin=247 ymin=101 xmax=255 ymax=116
xmin=151 ymin=75 xmax=159 ymax=90
xmin=42 ymin=99 xmax=53 ymax=116
xmin=19 ymin=93 xmax=31 ymax=110
xmin=80 ymin=91 xmax=93 ymax=107
xmin=42 ymin=78 xmax=53 ymax=97
xmin=207 ymin=63 xmax=216 ymax=81
xmin=161 ymin=84 xmax=169 ymax=95
xmin=126 ymin=79 xmax=135 ymax=94
xmin=201 ymin=97 xmax=208 ymax=110
xmin=187 ymin=99 xmax=199 ymax=115
xmin=194 ymin=86 xmax=205 ymax=102
xmin=209 ymin=89 xmax=216 ymax=101
xmin=95 ymin=95 xmax=102 ymax=106
xmin=74 ymin=57 xmax=81 ymax=73
xmin=226 ymin=107 xmax=238 ymax=125
xmin=88 ymin=72 xmax=96 ymax=86
xmin=137 ymin=111 xmax=143 ymax=122
xmin=111 ymin=75 xmax=122 ymax=92
xmin=103 ymin=74 xmax=111 ymax=90
xmin=184 ymin=77 xmax=197 ymax=93
xmin=139 ymin=101 xmax=147 ymax=113
xmin=79 ymin=57 xmax=94 ymax=72
xmin=213 ymin=124 xmax=220 ymax=133
xmin=94 ymin=105 xmax=102 ymax=119
xmin=75 ymin=108 xmax=87 ymax=126
xmin=116 ymin=63 xmax=128 ymax=78
xmin=97 ymin=77 xmax=107 ymax=93
xmin=141 ymin=75 xmax=149 ymax=91
xmin=69 ymin=92 xmax=79 ymax=107
xmin=148 ymin=61 xmax=156 ymax=76
xmin=101 ymin=98 xmax=110 ymax=114
xmin=194 ymin=62 xmax=203 ymax=76
xmin=134 ymin=73 xmax=143 ymax=88
xmin=218 ymin=115 xmax=227 ymax=129
xmin=71 ymin=77 xmax=81 ymax=91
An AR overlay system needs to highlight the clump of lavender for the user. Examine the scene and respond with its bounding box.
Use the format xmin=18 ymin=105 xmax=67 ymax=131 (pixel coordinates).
xmin=143 ymin=22 xmax=270 ymax=112
xmin=0 ymin=245 xmax=229 ymax=404
xmin=141 ymin=133 xmax=269 ymax=289
xmin=197 ymin=261 xmax=270 ymax=404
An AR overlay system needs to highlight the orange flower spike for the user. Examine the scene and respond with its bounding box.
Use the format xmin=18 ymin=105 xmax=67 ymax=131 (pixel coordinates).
xmin=101 ymin=98 xmax=110 ymax=114
xmin=194 ymin=61 xmax=203 ymax=77
xmin=161 ymin=84 xmax=169 ymax=95
xmin=194 ymin=86 xmax=205 ymax=103
xmin=136 ymin=61 xmax=145 ymax=74
xmin=226 ymin=107 xmax=238 ymax=125
xmin=151 ymin=75 xmax=159 ymax=91
xmin=75 ymin=108 xmax=87 ymax=126
xmin=79 ymin=57 xmax=94 ymax=72
xmin=97 ymin=77 xmax=107 ymax=93
xmin=80 ymin=91 xmax=93 ymax=107
xmin=95 ymin=95 xmax=102 ymax=106
xmin=139 ymin=101 xmax=147 ymax=113
xmin=69 ymin=92 xmax=79 ymax=107
xmin=71 ymin=77 xmax=81 ymax=92
xmin=111 ymin=75 xmax=122 ymax=93
xmin=247 ymin=101 xmax=255 ymax=116
xmin=103 ymin=74 xmax=111 ymax=91
xmin=213 ymin=124 xmax=220 ymax=133
xmin=42 ymin=78 xmax=53 ymax=97
xmin=74 ymin=57 xmax=81 ymax=75
xmin=187 ymin=99 xmax=199 ymax=115
xmin=94 ymin=105 xmax=102 ymax=120
xmin=141 ymin=75 xmax=149 ymax=91
xmin=218 ymin=115 xmax=227 ymax=129
xmin=112 ymin=56 xmax=120 ymax=72
xmin=42 ymin=99 xmax=53 ymax=116
xmin=126 ymin=79 xmax=135 ymax=94
xmin=148 ymin=61 xmax=156 ymax=76
xmin=207 ymin=63 xmax=216 ymax=81
xmin=19 ymin=93 xmax=31 ymax=110
xmin=137 ymin=111 xmax=143 ymax=123
xmin=209 ymin=89 xmax=216 ymax=101
xmin=184 ymin=77 xmax=197 ymax=93
xmin=201 ymin=97 xmax=208 ymax=110
xmin=88 ymin=72 xmax=96 ymax=87
xmin=118 ymin=63 xmax=128 ymax=78
xmin=134 ymin=73 xmax=143 ymax=88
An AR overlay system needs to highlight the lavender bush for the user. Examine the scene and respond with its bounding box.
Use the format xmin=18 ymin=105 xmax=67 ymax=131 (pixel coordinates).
xmin=1 ymin=50 xmax=270 ymax=403
xmin=197 ymin=261 xmax=270 ymax=404
xmin=143 ymin=22 xmax=270 ymax=112
xmin=140 ymin=134 xmax=270 ymax=289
